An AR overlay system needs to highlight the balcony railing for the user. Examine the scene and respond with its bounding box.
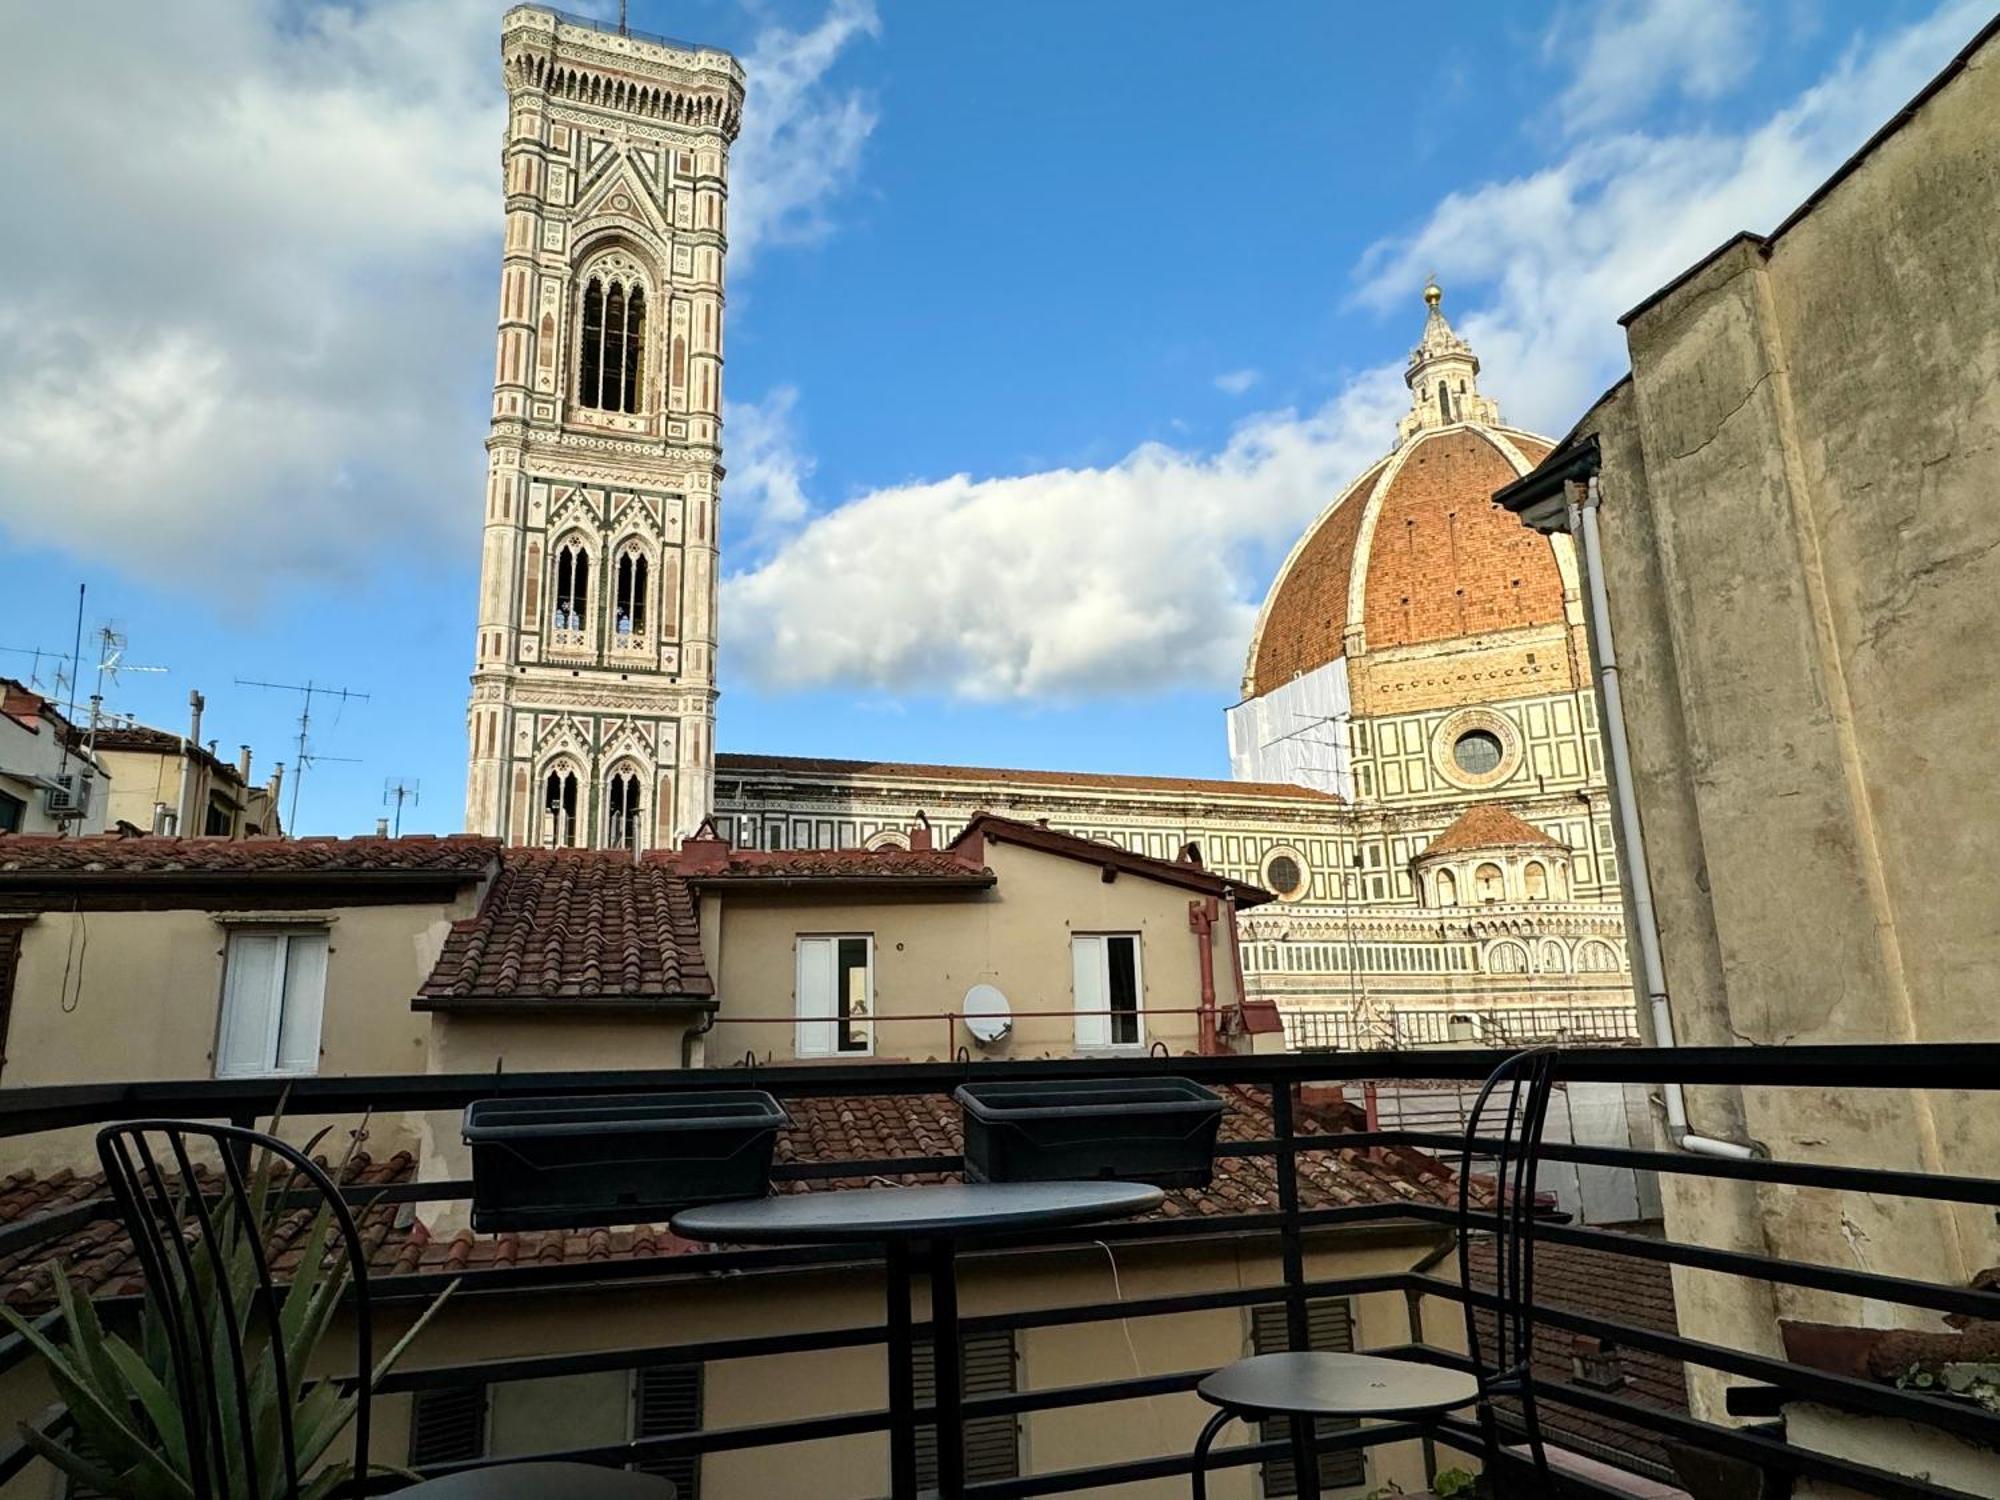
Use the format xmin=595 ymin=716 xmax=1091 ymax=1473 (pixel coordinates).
xmin=2 ymin=1045 xmax=1997 ymax=1499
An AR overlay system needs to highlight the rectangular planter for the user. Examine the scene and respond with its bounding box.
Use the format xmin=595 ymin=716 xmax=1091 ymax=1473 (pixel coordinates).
xmin=955 ymin=1077 xmax=1224 ymax=1188
xmin=463 ymin=1091 xmax=789 ymax=1232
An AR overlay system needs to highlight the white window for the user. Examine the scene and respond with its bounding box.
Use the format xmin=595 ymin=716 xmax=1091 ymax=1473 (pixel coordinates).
xmin=215 ymin=930 xmax=328 ymax=1078
xmin=1072 ymin=934 xmax=1143 ymax=1051
xmin=795 ymin=935 xmax=873 ymax=1058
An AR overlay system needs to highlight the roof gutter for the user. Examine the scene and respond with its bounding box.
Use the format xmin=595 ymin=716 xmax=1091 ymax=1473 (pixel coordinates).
xmin=1501 ymin=445 xmax=1759 ymax=1161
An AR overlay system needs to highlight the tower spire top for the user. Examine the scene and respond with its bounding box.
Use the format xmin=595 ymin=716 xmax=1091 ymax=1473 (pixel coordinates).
xmin=1398 ymin=279 xmax=1499 ymax=442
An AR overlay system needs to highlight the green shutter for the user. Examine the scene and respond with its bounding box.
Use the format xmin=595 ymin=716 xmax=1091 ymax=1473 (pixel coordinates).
xmin=913 ymin=1332 xmax=1020 ymax=1488
xmin=410 ymin=1385 xmax=488 ymax=1468
xmin=634 ymin=1363 xmax=704 ymax=1497
xmin=1249 ymin=1300 xmax=1365 ymax=1495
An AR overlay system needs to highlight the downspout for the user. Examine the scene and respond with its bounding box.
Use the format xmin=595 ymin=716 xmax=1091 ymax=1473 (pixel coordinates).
xmin=1188 ymin=898 xmax=1219 ymax=1056
xmin=1569 ymin=475 xmax=1758 ymax=1161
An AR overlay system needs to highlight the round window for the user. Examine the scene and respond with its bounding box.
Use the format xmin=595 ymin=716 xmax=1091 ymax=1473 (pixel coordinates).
xmin=1264 ymin=854 xmax=1306 ymax=899
xmin=1452 ymin=730 xmax=1505 ymax=777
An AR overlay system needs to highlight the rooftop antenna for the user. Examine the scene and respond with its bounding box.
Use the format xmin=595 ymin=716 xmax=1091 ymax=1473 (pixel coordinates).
xmin=618 ymin=0 xmax=628 ymax=35
xmin=83 ymin=625 xmax=169 ymax=761
xmin=235 ymin=677 xmax=371 ymax=831
xmin=383 ymin=777 xmax=421 ymax=837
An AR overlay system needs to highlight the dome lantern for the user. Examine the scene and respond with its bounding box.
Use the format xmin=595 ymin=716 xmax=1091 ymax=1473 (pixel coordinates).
xmin=1399 ymin=280 xmax=1500 ymax=442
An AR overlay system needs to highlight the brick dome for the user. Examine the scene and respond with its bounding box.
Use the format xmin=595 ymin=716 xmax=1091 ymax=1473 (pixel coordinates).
xmin=1242 ymin=289 xmax=1567 ymax=699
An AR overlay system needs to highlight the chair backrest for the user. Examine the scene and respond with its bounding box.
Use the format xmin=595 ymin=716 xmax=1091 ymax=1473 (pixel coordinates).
xmin=95 ymin=1121 xmax=375 ymax=1500
xmin=1455 ymin=1047 xmax=1559 ymax=1483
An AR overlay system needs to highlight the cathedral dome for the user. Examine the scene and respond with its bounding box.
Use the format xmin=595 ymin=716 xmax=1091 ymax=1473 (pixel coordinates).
xmin=1242 ymin=287 xmax=1566 ymax=699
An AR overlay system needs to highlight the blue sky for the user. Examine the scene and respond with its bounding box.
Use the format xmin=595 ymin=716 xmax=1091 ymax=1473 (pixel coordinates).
xmin=0 ymin=0 xmax=1982 ymax=834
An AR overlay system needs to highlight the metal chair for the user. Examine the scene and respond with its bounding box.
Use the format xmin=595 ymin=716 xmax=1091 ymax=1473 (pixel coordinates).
xmin=96 ymin=1121 xmax=675 ymax=1499
xmin=1187 ymin=1048 xmax=1559 ymax=1498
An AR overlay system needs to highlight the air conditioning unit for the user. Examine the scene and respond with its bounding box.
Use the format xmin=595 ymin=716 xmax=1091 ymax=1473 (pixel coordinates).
xmin=45 ymin=773 xmax=92 ymax=816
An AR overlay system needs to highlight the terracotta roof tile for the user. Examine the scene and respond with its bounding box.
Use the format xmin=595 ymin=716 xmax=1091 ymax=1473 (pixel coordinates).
xmin=956 ymin=814 xmax=1276 ymax=909
xmin=417 ymin=847 xmax=713 ymax=1009
xmin=687 ymin=847 xmax=992 ymax=882
xmin=716 ymin=752 xmax=1340 ymax=804
xmin=0 ymin=833 xmax=501 ymax=877
xmin=1417 ymin=803 xmax=1565 ymax=859
xmin=91 ymin=724 xmax=245 ymax=785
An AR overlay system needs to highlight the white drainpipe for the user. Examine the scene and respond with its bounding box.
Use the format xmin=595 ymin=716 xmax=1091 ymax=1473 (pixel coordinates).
xmin=1570 ymin=476 xmax=1759 ymax=1161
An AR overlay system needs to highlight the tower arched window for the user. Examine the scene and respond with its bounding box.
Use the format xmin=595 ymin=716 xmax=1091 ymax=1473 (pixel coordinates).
xmin=542 ymin=766 xmax=580 ymax=847
xmin=552 ymin=540 xmax=591 ymax=640
xmin=614 ymin=547 xmax=650 ymax=639
xmin=606 ymin=767 xmax=643 ymax=849
xmin=576 ymin=274 xmax=646 ymax=414
xmin=1438 ymin=380 xmax=1454 ymax=422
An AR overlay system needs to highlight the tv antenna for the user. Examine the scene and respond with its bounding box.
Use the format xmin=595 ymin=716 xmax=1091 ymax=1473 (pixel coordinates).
xmin=82 ymin=624 xmax=168 ymax=752
xmin=383 ymin=777 xmax=422 ymax=837
xmin=235 ymin=677 xmax=371 ymax=831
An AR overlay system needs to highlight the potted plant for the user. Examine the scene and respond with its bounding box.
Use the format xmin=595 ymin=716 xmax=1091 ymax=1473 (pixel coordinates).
xmin=1 ymin=1127 xmax=457 ymax=1500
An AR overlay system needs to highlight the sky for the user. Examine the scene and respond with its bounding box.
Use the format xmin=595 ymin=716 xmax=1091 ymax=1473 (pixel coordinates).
xmin=0 ymin=0 xmax=1987 ymax=836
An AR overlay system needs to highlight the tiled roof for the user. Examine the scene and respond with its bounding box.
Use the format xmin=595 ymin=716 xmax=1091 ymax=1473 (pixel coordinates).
xmin=1466 ymin=1233 xmax=1686 ymax=1478
xmin=956 ymin=814 xmax=1276 ymax=909
xmin=0 ymin=833 xmax=501 ymax=877
xmin=717 ymin=752 xmax=1342 ymax=804
xmin=91 ymin=724 xmax=244 ymax=784
xmin=683 ymin=846 xmax=993 ymax=883
xmin=418 ymin=847 xmax=713 ymax=1009
xmin=1417 ymin=803 xmax=1564 ymax=859
xmin=1 ymin=1088 xmax=1477 ymax=1310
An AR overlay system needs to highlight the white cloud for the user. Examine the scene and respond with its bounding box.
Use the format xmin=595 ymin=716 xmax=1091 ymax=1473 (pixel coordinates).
xmin=723 ymin=386 xmax=815 ymax=551
xmin=1549 ymin=0 xmax=1761 ymax=134
xmin=1213 ymin=369 xmax=1262 ymax=396
xmin=0 ymin=0 xmax=876 ymax=593
xmin=727 ymin=0 xmax=1989 ymax=701
xmin=723 ymin=371 xmax=1407 ymax=699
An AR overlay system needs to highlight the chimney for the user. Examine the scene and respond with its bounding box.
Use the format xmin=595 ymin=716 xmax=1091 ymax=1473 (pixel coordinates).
xmin=375 ymin=817 xmax=391 ymax=838
xmin=677 ymin=815 xmax=732 ymax=875
xmin=909 ymin=810 xmax=934 ymax=851
xmin=237 ymin=745 xmax=252 ymax=781
xmin=187 ymin=691 xmax=205 ymax=744
xmin=1571 ymin=1336 xmax=1626 ymax=1390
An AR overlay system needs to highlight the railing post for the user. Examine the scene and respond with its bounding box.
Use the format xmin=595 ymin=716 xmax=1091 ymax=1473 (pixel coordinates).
xmin=1270 ymin=1079 xmax=1322 ymax=1500
xmin=1404 ymin=1285 xmax=1438 ymax=1483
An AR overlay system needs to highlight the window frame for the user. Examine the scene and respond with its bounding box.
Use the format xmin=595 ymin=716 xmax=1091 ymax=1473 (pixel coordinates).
xmin=213 ymin=926 xmax=330 ymax=1080
xmin=1071 ymin=932 xmax=1145 ymax=1053
xmin=794 ymin=933 xmax=875 ymax=1059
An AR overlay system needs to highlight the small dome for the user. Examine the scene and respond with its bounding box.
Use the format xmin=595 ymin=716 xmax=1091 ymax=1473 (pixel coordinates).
xmin=1242 ymin=289 xmax=1568 ymax=699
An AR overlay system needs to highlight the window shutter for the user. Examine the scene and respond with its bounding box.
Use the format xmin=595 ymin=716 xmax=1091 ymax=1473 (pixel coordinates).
xmin=913 ymin=1332 xmax=1020 ymax=1489
xmin=216 ymin=932 xmax=283 ymax=1077
xmin=633 ymin=1363 xmax=703 ymax=1496
xmin=1249 ymin=1300 xmax=1363 ymax=1496
xmin=410 ymin=1385 xmax=488 ymax=1468
xmin=0 ymin=926 xmax=21 ymax=1080
xmin=795 ymin=937 xmax=837 ymax=1057
xmin=1071 ymin=936 xmax=1109 ymax=1050
xmin=275 ymin=933 xmax=328 ymax=1075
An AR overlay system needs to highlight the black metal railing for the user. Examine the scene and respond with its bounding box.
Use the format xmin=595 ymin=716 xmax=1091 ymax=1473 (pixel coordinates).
xmin=2 ymin=1045 xmax=1998 ymax=1499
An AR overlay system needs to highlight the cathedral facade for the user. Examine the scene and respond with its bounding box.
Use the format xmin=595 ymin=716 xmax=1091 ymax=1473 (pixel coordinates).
xmin=463 ymin=8 xmax=742 ymax=853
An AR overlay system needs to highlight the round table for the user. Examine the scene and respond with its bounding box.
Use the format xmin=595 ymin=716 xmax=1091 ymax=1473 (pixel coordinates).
xmin=403 ymin=1460 xmax=675 ymax=1498
xmin=673 ymin=1181 xmax=1163 ymax=1500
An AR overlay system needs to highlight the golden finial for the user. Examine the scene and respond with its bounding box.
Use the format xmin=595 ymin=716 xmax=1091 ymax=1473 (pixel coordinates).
xmin=1423 ymin=275 xmax=1443 ymax=311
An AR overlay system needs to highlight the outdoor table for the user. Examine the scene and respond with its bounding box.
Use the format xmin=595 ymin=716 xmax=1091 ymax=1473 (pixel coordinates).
xmin=673 ymin=1180 xmax=1164 ymax=1500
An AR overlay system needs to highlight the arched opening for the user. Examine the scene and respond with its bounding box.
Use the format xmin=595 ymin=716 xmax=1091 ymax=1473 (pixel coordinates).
xmin=1475 ymin=862 xmax=1505 ymax=903
xmin=552 ymin=541 xmax=590 ymax=635
xmin=541 ymin=767 xmax=579 ymax=847
xmin=614 ymin=547 xmax=650 ymax=639
xmin=577 ymin=272 xmax=646 ymax=414
xmin=1438 ymin=380 xmax=1454 ymax=422
xmin=1524 ymin=861 xmax=1549 ymax=900
xmin=1435 ymin=868 xmax=1458 ymax=907
xmin=606 ymin=767 xmax=643 ymax=850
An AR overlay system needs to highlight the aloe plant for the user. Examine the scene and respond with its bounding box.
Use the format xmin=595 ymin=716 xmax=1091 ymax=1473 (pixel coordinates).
xmin=2 ymin=1127 xmax=457 ymax=1500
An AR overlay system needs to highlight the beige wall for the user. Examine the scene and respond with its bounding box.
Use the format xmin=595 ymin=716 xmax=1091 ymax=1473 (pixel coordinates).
xmin=1569 ymin=22 xmax=2000 ymax=1475
xmin=1 ymin=892 xmax=478 ymax=1172
xmin=702 ymin=839 xmax=1236 ymax=1064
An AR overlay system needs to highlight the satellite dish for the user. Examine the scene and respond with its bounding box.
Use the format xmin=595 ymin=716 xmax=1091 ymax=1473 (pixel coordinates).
xmin=962 ymin=984 xmax=1013 ymax=1045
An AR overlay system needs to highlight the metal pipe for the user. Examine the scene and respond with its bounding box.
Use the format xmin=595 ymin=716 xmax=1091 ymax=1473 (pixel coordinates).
xmin=174 ymin=690 xmax=203 ymax=838
xmin=1569 ymin=477 xmax=1758 ymax=1161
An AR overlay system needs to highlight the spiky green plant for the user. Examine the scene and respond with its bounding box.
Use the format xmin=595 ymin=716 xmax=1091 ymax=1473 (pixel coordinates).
xmin=1 ymin=1126 xmax=457 ymax=1500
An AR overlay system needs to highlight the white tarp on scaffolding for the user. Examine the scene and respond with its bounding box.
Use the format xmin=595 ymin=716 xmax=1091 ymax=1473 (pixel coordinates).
xmin=1225 ymin=656 xmax=1353 ymax=798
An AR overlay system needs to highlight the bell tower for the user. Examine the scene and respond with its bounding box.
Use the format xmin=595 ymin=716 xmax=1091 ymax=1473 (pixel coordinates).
xmin=465 ymin=6 xmax=744 ymax=851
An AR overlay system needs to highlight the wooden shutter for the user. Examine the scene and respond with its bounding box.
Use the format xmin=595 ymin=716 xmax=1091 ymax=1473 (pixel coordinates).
xmin=913 ymin=1332 xmax=1020 ymax=1488
xmin=1071 ymin=936 xmax=1110 ymax=1050
xmin=274 ymin=932 xmax=328 ymax=1074
xmin=216 ymin=931 xmax=283 ymax=1076
xmin=410 ymin=1385 xmax=488 ymax=1467
xmin=1249 ymin=1300 xmax=1364 ymax=1495
xmin=795 ymin=936 xmax=837 ymax=1057
xmin=634 ymin=1363 xmax=703 ymax=1497
xmin=0 ymin=926 xmax=21 ymax=1081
